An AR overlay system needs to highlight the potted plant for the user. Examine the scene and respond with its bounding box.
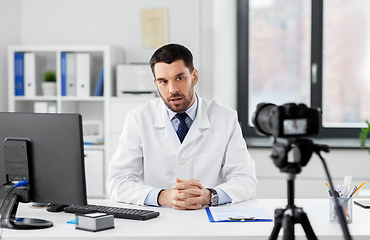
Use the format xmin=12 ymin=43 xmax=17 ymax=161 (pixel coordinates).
xmin=41 ymin=70 xmax=56 ymax=96
xmin=360 ymin=120 xmax=370 ymax=153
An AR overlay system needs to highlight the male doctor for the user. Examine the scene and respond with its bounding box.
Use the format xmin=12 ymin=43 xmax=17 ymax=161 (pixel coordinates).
xmin=107 ymin=44 xmax=257 ymax=210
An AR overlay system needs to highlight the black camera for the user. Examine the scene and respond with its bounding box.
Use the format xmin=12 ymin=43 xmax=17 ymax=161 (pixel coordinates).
xmin=252 ymin=103 xmax=322 ymax=138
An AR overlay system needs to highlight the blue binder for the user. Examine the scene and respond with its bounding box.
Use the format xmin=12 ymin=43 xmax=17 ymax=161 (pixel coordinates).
xmin=93 ymin=68 xmax=104 ymax=96
xmin=61 ymin=52 xmax=67 ymax=96
xmin=14 ymin=53 xmax=24 ymax=96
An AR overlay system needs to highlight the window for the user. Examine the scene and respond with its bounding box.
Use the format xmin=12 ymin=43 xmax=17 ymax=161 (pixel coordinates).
xmin=237 ymin=0 xmax=370 ymax=142
xmin=322 ymin=0 xmax=370 ymax=127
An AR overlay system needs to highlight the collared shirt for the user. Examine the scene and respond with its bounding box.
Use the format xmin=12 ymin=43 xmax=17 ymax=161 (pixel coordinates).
xmin=167 ymin=95 xmax=198 ymax=133
xmin=144 ymin=94 xmax=231 ymax=206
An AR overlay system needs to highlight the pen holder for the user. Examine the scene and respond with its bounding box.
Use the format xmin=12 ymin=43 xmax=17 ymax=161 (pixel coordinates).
xmin=329 ymin=197 xmax=353 ymax=224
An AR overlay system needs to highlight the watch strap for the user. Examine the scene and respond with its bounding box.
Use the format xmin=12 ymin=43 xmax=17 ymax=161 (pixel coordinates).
xmin=207 ymin=188 xmax=219 ymax=206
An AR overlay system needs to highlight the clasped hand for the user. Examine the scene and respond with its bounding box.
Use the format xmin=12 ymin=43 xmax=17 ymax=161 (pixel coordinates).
xmin=158 ymin=178 xmax=211 ymax=210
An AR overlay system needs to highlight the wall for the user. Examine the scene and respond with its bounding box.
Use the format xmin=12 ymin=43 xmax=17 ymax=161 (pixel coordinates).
xmin=213 ymin=0 xmax=237 ymax=110
xmin=17 ymin=0 xmax=217 ymax=101
xmin=250 ymin=147 xmax=370 ymax=199
xmin=0 ymin=0 xmax=21 ymax=111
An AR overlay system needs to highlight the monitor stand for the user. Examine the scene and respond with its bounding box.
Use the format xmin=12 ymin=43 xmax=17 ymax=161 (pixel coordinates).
xmin=0 ymin=187 xmax=53 ymax=229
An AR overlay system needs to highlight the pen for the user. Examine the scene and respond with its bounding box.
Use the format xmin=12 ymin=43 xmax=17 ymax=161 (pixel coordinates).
xmin=337 ymin=185 xmax=342 ymax=197
xmin=228 ymin=216 xmax=255 ymax=221
xmin=325 ymin=183 xmax=339 ymax=197
xmin=325 ymin=183 xmax=340 ymax=197
xmin=325 ymin=182 xmax=332 ymax=196
xmin=347 ymin=186 xmax=357 ymax=198
xmin=351 ymin=182 xmax=365 ymax=197
xmin=342 ymin=175 xmax=352 ymax=197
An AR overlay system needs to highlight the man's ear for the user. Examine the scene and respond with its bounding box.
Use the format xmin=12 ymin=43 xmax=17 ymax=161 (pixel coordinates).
xmin=192 ymin=69 xmax=199 ymax=85
xmin=153 ymin=78 xmax=158 ymax=87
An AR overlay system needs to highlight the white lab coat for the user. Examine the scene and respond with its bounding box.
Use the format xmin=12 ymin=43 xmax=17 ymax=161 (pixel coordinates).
xmin=106 ymin=96 xmax=258 ymax=205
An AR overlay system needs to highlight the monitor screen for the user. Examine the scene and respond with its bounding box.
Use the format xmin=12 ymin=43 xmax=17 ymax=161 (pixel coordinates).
xmin=0 ymin=112 xmax=87 ymax=229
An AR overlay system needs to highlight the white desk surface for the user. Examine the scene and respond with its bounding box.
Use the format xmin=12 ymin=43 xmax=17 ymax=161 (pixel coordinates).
xmin=1 ymin=198 xmax=370 ymax=240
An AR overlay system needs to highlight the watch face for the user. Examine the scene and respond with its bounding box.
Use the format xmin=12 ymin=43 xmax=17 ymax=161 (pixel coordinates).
xmin=207 ymin=188 xmax=219 ymax=206
xmin=211 ymin=195 xmax=219 ymax=206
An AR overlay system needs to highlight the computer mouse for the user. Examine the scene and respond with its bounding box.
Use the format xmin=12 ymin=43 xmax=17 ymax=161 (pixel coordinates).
xmin=46 ymin=203 xmax=69 ymax=213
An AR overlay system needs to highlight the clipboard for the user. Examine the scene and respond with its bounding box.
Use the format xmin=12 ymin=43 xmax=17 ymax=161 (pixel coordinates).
xmin=206 ymin=207 xmax=272 ymax=222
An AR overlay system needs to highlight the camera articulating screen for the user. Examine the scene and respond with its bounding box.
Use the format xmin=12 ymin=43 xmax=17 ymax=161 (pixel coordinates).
xmin=252 ymin=102 xmax=322 ymax=138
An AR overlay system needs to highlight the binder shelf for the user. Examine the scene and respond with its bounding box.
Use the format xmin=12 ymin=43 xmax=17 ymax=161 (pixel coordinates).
xmin=7 ymin=45 xmax=125 ymax=198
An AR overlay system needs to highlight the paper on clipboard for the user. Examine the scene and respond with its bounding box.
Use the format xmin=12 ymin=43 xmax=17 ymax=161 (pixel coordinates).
xmin=206 ymin=207 xmax=272 ymax=222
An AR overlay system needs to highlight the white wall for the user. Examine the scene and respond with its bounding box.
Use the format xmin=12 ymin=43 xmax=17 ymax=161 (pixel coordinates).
xmin=17 ymin=0 xmax=219 ymax=100
xmin=0 ymin=0 xmax=21 ymax=111
xmin=19 ymin=0 xmax=199 ymax=61
xmin=213 ymin=0 xmax=237 ymax=110
xmin=250 ymin=147 xmax=370 ymax=199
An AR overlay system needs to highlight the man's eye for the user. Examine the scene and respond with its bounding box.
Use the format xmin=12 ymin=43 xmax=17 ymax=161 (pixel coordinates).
xmin=160 ymin=81 xmax=168 ymax=85
xmin=177 ymin=77 xmax=183 ymax=81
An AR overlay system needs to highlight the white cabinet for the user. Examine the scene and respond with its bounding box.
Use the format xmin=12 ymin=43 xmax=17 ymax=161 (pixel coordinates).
xmin=107 ymin=97 xmax=156 ymax=164
xmin=84 ymin=150 xmax=105 ymax=198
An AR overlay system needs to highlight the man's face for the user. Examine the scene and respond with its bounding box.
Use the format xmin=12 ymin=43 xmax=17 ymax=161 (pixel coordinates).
xmin=153 ymin=60 xmax=198 ymax=113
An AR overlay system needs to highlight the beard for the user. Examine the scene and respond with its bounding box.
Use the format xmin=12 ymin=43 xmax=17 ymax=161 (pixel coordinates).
xmin=157 ymin=88 xmax=194 ymax=113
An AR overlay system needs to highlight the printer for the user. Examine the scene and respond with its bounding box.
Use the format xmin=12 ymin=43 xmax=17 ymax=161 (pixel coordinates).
xmin=116 ymin=64 xmax=157 ymax=97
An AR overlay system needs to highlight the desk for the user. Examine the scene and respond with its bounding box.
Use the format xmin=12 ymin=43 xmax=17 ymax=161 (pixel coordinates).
xmin=1 ymin=199 xmax=370 ymax=239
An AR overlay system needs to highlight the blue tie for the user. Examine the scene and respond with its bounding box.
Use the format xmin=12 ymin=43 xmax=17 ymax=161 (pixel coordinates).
xmin=176 ymin=113 xmax=189 ymax=143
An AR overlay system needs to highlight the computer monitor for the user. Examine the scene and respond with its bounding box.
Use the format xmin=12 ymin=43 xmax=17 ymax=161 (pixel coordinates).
xmin=0 ymin=112 xmax=87 ymax=229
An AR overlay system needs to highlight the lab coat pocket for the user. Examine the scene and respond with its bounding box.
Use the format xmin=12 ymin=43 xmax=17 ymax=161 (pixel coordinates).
xmin=193 ymin=151 xmax=224 ymax=186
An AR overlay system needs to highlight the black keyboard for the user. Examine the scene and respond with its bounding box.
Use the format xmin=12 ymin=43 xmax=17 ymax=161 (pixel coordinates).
xmin=64 ymin=204 xmax=160 ymax=221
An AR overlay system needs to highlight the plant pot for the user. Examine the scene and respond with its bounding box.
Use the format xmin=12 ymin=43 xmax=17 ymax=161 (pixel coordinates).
xmin=41 ymin=82 xmax=56 ymax=96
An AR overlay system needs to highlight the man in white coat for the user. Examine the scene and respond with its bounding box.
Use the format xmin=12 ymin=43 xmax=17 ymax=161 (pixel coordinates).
xmin=107 ymin=44 xmax=257 ymax=210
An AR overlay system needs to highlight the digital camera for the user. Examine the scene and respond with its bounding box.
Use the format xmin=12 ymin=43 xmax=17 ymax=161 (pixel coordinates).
xmin=252 ymin=103 xmax=322 ymax=138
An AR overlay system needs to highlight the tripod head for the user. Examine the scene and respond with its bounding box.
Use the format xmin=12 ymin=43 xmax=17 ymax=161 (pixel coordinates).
xmin=270 ymin=137 xmax=329 ymax=174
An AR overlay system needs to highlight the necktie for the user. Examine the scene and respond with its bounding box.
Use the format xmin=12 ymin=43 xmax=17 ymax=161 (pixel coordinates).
xmin=176 ymin=113 xmax=189 ymax=143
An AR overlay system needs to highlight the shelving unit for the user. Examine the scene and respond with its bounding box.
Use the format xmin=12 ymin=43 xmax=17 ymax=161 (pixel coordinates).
xmin=7 ymin=45 xmax=125 ymax=198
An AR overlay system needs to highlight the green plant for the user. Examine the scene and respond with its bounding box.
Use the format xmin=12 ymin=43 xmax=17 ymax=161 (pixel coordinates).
xmin=360 ymin=120 xmax=370 ymax=153
xmin=43 ymin=70 xmax=56 ymax=82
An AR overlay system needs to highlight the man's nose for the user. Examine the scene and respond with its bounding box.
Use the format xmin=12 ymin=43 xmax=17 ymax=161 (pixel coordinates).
xmin=169 ymin=81 xmax=179 ymax=94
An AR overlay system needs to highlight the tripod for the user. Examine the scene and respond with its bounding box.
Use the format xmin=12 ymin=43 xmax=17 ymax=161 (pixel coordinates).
xmin=269 ymin=169 xmax=317 ymax=240
xmin=268 ymin=137 xmax=351 ymax=240
xmin=268 ymin=138 xmax=319 ymax=240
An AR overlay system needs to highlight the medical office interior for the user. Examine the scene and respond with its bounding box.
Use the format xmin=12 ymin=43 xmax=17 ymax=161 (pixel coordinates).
xmin=0 ymin=0 xmax=370 ymax=202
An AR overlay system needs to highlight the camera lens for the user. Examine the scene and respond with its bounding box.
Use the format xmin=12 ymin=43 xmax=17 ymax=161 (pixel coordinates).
xmin=252 ymin=103 xmax=277 ymax=136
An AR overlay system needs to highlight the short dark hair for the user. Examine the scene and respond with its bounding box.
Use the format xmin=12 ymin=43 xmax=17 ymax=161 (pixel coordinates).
xmin=149 ymin=43 xmax=194 ymax=78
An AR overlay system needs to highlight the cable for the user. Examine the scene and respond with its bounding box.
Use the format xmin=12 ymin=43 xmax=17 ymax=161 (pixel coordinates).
xmin=0 ymin=181 xmax=29 ymax=211
xmin=0 ymin=181 xmax=11 ymax=239
xmin=0 ymin=181 xmax=28 ymax=238
xmin=14 ymin=181 xmax=28 ymax=188
xmin=0 ymin=183 xmax=9 ymax=190
xmin=0 ymin=181 xmax=13 ymax=214
xmin=316 ymin=150 xmax=352 ymax=240
xmin=0 ymin=182 xmax=14 ymax=239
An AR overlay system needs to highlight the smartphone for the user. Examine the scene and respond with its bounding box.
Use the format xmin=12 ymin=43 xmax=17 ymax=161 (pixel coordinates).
xmin=354 ymin=200 xmax=370 ymax=209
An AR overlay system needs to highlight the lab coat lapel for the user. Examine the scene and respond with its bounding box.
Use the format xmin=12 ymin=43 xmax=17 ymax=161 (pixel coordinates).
xmin=182 ymin=97 xmax=211 ymax=146
xmin=153 ymin=99 xmax=181 ymax=148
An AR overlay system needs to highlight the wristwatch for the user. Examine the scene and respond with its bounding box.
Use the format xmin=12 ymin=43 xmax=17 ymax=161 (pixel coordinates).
xmin=207 ymin=188 xmax=219 ymax=207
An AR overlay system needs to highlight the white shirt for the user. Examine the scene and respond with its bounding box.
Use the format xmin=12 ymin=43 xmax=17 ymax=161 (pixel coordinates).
xmin=167 ymin=94 xmax=198 ymax=132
